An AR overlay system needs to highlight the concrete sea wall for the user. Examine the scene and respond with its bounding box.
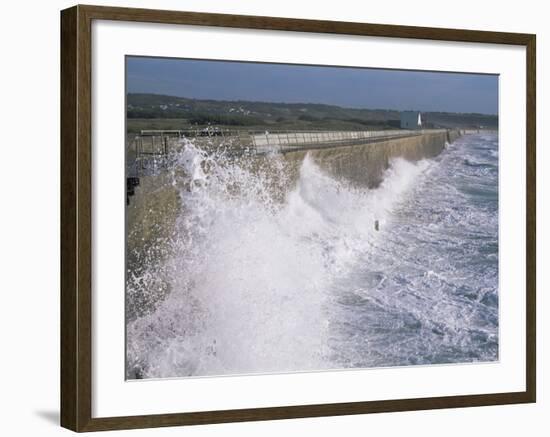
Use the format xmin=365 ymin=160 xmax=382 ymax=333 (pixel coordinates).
xmin=126 ymin=130 xmax=459 ymax=317
xmin=128 ymin=130 xmax=458 ymax=243
xmin=281 ymin=130 xmax=451 ymax=188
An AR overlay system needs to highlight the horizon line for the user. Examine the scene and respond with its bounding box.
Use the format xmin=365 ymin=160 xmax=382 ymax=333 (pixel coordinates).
xmin=126 ymin=92 xmax=499 ymax=117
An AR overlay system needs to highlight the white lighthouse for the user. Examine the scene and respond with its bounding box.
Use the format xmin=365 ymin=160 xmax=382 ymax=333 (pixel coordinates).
xmin=400 ymin=111 xmax=422 ymax=129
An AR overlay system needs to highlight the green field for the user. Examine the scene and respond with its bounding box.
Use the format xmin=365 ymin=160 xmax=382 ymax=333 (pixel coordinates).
xmin=127 ymin=93 xmax=499 ymax=133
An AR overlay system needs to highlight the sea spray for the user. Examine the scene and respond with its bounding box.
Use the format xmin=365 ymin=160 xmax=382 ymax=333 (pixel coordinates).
xmin=126 ymin=138 xmax=431 ymax=378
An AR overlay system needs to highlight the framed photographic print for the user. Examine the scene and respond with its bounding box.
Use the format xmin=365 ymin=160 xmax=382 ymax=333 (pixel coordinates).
xmin=60 ymin=4 xmax=536 ymax=432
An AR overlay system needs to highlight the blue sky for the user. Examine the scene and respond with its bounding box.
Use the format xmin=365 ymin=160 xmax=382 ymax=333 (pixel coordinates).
xmin=127 ymin=57 xmax=498 ymax=115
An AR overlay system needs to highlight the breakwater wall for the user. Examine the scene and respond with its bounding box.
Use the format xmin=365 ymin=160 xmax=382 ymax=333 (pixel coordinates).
xmin=125 ymin=129 xmax=460 ymax=319
xmin=280 ymin=130 xmax=452 ymax=188
xmin=126 ymin=130 xmax=459 ymax=293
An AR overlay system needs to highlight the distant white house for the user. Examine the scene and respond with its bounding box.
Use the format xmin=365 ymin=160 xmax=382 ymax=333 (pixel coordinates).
xmin=400 ymin=111 xmax=422 ymax=129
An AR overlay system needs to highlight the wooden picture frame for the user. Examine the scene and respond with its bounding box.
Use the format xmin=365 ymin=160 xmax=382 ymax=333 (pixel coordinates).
xmin=61 ymin=4 xmax=536 ymax=432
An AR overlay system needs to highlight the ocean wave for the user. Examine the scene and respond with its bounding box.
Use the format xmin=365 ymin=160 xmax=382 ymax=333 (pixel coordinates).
xmin=126 ymin=139 xmax=429 ymax=378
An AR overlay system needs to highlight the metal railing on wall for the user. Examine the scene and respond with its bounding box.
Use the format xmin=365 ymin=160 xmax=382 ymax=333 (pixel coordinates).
xmin=131 ymin=128 xmax=450 ymax=166
xmin=250 ymin=129 xmax=448 ymax=153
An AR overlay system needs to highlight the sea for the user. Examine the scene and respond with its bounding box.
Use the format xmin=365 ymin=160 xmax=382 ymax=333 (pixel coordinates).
xmin=126 ymin=132 xmax=499 ymax=379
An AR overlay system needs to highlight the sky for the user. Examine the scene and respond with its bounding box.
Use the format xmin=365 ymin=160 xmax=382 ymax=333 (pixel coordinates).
xmin=126 ymin=56 xmax=498 ymax=115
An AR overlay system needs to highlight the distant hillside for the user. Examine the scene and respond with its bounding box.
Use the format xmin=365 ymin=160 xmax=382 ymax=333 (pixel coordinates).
xmin=126 ymin=93 xmax=498 ymax=132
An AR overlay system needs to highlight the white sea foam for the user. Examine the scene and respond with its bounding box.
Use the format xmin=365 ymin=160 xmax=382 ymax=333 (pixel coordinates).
xmin=126 ymin=139 xmax=429 ymax=378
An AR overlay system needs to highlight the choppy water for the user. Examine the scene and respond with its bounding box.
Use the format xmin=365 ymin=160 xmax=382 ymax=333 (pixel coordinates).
xmin=126 ymin=133 xmax=499 ymax=379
